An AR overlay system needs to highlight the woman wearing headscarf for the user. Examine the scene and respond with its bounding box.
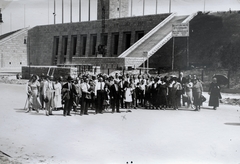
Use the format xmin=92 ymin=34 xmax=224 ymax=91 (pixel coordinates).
xmin=208 ymin=77 xmax=222 ymax=110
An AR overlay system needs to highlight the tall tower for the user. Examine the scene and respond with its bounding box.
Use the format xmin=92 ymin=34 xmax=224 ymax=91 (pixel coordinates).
xmin=97 ymin=0 xmax=129 ymax=20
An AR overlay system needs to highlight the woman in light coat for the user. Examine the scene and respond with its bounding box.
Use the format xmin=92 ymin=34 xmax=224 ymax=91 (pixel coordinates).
xmin=185 ymin=78 xmax=193 ymax=109
xmin=26 ymin=74 xmax=41 ymax=113
xmin=192 ymin=78 xmax=203 ymax=111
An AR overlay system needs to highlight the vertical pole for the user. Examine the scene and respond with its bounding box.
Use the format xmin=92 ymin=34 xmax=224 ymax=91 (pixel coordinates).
xmin=28 ymin=37 xmax=31 ymax=78
xmin=131 ymin=0 xmax=133 ymax=17
xmin=10 ymin=13 xmax=12 ymax=31
xmin=79 ymin=0 xmax=81 ymax=22
xmin=48 ymin=0 xmax=49 ymax=24
xmin=203 ymin=0 xmax=206 ymax=13
xmin=227 ymin=70 xmax=230 ymax=88
xmin=156 ymin=0 xmax=158 ymax=15
xmin=186 ymin=37 xmax=189 ymax=68
xmin=0 ymin=24 xmax=2 ymax=35
xmin=147 ymin=53 xmax=149 ymax=74
xmin=143 ymin=57 xmax=145 ymax=71
xmin=119 ymin=0 xmax=121 ymax=18
xmin=70 ymin=0 xmax=72 ymax=23
xmin=62 ymin=0 xmax=64 ymax=23
xmin=169 ymin=0 xmax=171 ymax=13
xmin=171 ymin=37 xmax=175 ymax=70
xmin=54 ymin=0 xmax=56 ymax=24
xmin=88 ymin=0 xmax=91 ymax=21
xmin=24 ymin=4 xmax=26 ymax=28
xmin=143 ymin=0 xmax=145 ymax=16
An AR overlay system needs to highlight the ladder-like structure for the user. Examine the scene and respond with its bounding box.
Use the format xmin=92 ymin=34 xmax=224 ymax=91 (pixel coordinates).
xmin=119 ymin=13 xmax=197 ymax=68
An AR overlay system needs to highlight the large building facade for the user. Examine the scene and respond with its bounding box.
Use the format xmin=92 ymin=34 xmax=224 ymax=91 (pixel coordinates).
xmin=28 ymin=13 xmax=170 ymax=67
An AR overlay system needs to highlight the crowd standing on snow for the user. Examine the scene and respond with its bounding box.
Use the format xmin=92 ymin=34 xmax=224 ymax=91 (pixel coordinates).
xmin=25 ymin=71 xmax=222 ymax=116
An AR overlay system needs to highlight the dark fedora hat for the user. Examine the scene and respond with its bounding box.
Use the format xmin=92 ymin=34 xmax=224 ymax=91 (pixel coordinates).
xmin=67 ymin=75 xmax=73 ymax=81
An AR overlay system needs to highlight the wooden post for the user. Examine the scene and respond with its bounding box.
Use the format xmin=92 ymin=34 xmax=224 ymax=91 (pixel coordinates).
xmin=171 ymin=37 xmax=175 ymax=70
xmin=227 ymin=70 xmax=230 ymax=88
xmin=187 ymin=37 xmax=189 ymax=68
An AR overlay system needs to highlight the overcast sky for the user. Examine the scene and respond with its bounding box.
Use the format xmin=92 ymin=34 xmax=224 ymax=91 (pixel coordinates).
xmin=0 ymin=0 xmax=240 ymax=35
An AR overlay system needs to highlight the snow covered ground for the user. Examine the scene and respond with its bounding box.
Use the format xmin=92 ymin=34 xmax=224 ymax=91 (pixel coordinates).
xmin=0 ymin=83 xmax=239 ymax=164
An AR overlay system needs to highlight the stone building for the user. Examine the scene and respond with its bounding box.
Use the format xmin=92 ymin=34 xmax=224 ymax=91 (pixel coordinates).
xmin=27 ymin=0 xmax=195 ymax=74
xmin=0 ymin=28 xmax=28 ymax=71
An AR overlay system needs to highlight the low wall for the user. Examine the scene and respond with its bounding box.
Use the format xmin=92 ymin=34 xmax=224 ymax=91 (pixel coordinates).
xmin=160 ymin=69 xmax=240 ymax=93
xmin=72 ymin=57 xmax=125 ymax=74
xmin=22 ymin=66 xmax=78 ymax=80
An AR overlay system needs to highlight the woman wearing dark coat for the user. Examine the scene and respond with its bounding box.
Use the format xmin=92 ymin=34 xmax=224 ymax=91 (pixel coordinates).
xmin=208 ymin=77 xmax=222 ymax=110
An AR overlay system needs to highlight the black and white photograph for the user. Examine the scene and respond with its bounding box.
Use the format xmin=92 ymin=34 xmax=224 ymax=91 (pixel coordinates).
xmin=0 ymin=0 xmax=240 ymax=163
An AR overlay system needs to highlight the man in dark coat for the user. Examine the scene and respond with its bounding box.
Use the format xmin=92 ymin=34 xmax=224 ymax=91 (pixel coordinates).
xmin=110 ymin=79 xmax=121 ymax=113
xmin=118 ymin=76 xmax=126 ymax=108
xmin=94 ymin=77 xmax=106 ymax=114
xmin=177 ymin=72 xmax=187 ymax=106
xmin=62 ymin=75 xmax=77 ymax=116
xmin=208 ymin=77 xmax=222 ymax=110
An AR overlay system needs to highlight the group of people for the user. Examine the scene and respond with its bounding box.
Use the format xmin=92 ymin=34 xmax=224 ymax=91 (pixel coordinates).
xmin=25 ymin=71 xmax=222 ymax=116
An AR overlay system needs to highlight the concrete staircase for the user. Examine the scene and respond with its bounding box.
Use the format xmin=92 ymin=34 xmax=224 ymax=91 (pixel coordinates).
xmin=119 ymin=13 xmax=197 ymax=68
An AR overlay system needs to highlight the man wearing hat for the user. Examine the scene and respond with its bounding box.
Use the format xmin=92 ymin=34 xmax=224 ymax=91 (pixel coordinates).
xmin=44 ymin=75 xmax=55 ymax=116
xmin=62 ymin=75 xmax=77 ymax=116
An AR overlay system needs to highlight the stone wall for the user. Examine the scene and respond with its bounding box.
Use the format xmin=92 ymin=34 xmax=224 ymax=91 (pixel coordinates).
xmin=161 ymin=69 xmax=240 ymax=92
xmin=0 ymin=29 xmax=28 ymax=69
xmin=22 ymin=66 xmax=78 ymax=80
xmin=72 ymin=57 xmax=125 ymax=74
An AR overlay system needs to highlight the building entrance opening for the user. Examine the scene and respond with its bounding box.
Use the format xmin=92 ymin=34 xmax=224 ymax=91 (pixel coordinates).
xmin=123 ymin=32 xmax=131 ymax=51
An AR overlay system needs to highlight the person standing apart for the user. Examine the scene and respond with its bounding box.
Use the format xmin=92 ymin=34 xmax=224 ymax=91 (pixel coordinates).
xmin=208 ymin=77 xmax=222 ymax=110
xmin=192 ymin=78 xmax=203 ymax=111
xmin=62 ymin=76 xmax=77 ymax=116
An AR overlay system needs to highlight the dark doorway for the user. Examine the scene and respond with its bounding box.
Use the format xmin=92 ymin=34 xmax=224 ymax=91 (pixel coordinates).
xmin=81 ymin=35 xmax=87 ymax=56
xmin=90 ymin=34 xmax=97 ymax=56
xmin=53 ymin=36 xmax=59 ymax=65
xmin=71 ymin=35 xmax=77 ymax=56
xmin=62 ymin=36 xmax=68 ymax=64
xmin=112 ymin=33 xmax=119 ymax=56
xmin=100 ymin=33 xmax=108 ymax=56
xmin=123 ymin=32 xmax=131 ymax=52
xmin=135 ymin=31 xmax=144 ymax=42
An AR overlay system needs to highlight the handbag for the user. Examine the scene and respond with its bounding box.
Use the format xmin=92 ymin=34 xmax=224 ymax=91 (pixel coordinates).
xmin=63 ymin=91 xmax=70 ymax=100
xmin=44 ymin=97 xmax=49 ymax=103
xmin=85 ymin=93 xmax=91 ymax=99
xmin=201 ymin=95 xmax=206 ymax=102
